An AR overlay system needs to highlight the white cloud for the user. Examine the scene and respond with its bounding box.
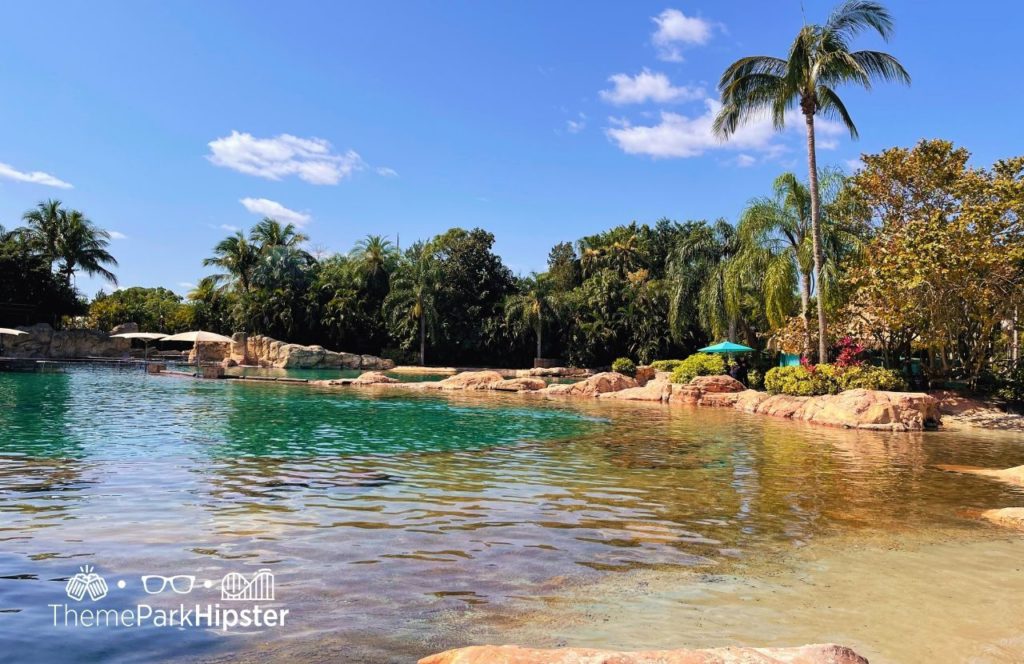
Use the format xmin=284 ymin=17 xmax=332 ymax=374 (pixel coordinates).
xmin=376 ymin=166 xmax=399 ymax=177
xmin=735 ymin=154 xmax=757 ymax=168
xmin=239 ymin=197 xmax=311 ymax=226
xmin=651 ymin=8 xmax=714 ymax=62
xmin=605 ymin=98 xmax=847 ymax=161
xmin=178 ymin=281 xmax=196 ymax=290
xmin=207 ymin=131 xmax=365 ymax=185
xmin=845 ymin=158 xmax=864 ymax=172
xmin=108 ymin=231 xmax=127 ymax=240
xmin=0 ymin=162 xmax=73 ymax=189
xmin=218 ymin=224 xmax=241 ymax=233
xmin=600 ymin=69 xmax=704 ymax=105
xmin=566 ymin=112 xmax=587 ymax=134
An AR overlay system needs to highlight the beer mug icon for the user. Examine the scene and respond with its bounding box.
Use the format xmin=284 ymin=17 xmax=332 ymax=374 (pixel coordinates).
xmin=65 ymin=565 xmax=109 ymax=602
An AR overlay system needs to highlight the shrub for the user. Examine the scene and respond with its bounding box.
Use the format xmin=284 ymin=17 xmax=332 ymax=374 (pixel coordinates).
xmin=764 ymin=363 xmax=907 ymax=396
xmin=747 ymin=368 xmax=763 ymax=390
xmin=611 ymin=357 xmax=637 ymax=377
xmin=996 ymin=364 xmax=1024 ymax=404
xmin=669 ymin=353 xmax=726 ymax=384
xmin=837 ymin=365 xmax=907 ymax=392
xmin=650 ymin=359 xmax=684 ymax=372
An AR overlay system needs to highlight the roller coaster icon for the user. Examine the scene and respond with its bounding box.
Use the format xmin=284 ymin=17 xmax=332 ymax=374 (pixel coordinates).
xmin=220 ymin=568 xmax=275 ymax=601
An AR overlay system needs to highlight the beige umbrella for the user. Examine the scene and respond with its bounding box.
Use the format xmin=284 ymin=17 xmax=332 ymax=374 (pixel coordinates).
xmin=0 ymin=327 xmax=27 ymax=356
xmin=111 ymin=332 xmax=167 ymax=360
xmin=160 ymin=330 xmax=234 ymax=366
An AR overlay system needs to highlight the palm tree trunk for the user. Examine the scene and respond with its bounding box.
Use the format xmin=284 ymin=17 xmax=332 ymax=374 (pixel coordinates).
xmin=419 ymin=313 xmax=426 ymax=366
xmin=804 ymin=112 xmax=828 ymax=363
xmin=799 ymin=269 xmax=812 ymax=358
xmin=536 ymin=308 xmax=543 ymax=359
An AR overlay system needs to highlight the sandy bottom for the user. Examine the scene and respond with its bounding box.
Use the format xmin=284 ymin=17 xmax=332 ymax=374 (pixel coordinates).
xmin=472 ymin=530 xmax=1024 ymax=664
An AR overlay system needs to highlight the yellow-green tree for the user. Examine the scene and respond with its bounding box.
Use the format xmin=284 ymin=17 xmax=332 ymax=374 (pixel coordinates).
xmin=847 ymin=140 xmax=1024 ymax=380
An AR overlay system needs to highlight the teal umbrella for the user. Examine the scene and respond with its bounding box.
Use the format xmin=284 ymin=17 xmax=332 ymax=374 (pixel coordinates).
xmin=698 ymin=341 xmax=754 ymax=353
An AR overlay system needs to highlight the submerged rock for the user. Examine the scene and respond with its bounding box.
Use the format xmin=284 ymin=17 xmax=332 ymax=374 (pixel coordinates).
xmin=352 ymin=371 xmax=399 ymax=385
xmin=426 ymin=370 xmax=506 ymax=391
xmin=418 ymin=643 xmax=868 ymax=664
xmin=979 ymin=507 xmax=1024 ymax=531
xmin=936 ymin=464 xmax=1024 ymax=487
xmin=491 ymin=377 xmax=547 ymax=392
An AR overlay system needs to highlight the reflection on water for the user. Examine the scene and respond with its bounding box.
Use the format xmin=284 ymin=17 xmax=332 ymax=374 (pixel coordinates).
xmin=1 ymin=367 xmax=1023 ymax=663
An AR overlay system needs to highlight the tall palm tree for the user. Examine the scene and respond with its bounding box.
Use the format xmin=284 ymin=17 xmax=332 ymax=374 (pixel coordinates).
xmin=55 ymin=209 xmax=118 ymax=286
xmin=249 ymin=217 xmax=309 ymax=251
xmin=504 ymin=274 xmax=554 ymax=359
xmin=350 ymin=234 xmax=398 ymax=287
xmin=384 ymin=242 xmax=438 ymax=365
xmin=713 ymin=0 xmax=909 ymax=360
xmin=670 ymin=219 xmax=741 ymax=342
xmin=203 ymin=231 xmax=258 ymax=292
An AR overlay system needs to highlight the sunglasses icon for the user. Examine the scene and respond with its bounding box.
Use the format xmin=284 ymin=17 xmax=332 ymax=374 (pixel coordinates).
xmin=141 ymin=575 xmax=195 ymax=595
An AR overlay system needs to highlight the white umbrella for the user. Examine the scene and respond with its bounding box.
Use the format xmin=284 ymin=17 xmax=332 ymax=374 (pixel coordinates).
xmin=111 ymin=332 xmax=167 ymax=360
xmin=160 ymin=330 xmax=234 ymax=366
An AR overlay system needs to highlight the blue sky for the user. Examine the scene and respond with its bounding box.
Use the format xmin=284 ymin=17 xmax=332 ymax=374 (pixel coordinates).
xmin=1 ymin=1 xmax=1021 ymax=297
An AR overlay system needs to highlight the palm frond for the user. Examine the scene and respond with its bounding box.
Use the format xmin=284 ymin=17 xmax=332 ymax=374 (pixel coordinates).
xmin=827 ymin=0 xmax=895 ymax=42
xmin=815 ymin=85 xmax=859 ymax=138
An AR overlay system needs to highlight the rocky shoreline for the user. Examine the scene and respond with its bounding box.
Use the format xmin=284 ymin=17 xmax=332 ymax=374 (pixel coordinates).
xmin=310 ymin=369 xmax=942 ymax=432
xmin=418 ymin=643 xmax=868 ymax=664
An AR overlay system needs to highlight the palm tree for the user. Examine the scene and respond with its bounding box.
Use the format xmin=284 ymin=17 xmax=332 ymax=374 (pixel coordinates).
xmin=22 ymin=199 xmax=64 ymax=263
xmin=384 ymin=242 xmax=438 ymax=365
xmin=249 ymin=217 xmax=309 ymax=251
xmin=55 ymin=209 xmax=118 ymax=286
xmin=504 ymin=274 xmax=553 ymax=359
xmin=670 ymin=219 xmax=742 ymax=342
xmin=350 ymin=234 xmax=398 ymax=288
xmin=203 ymin=232 xmax=258 ymax=292
xmin=713 ymin=0 xmax=909 ymax=360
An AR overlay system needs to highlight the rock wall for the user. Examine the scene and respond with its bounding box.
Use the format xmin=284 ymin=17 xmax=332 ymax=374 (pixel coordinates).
xmin=3 ymin=323 xmax=130 ymax=359
xmin=219 ymin=333 xmax=394 ymax=370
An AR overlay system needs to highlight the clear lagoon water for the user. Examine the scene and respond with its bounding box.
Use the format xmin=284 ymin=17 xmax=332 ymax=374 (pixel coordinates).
xmin=1 ymin=366 xmax=1023 ymax=663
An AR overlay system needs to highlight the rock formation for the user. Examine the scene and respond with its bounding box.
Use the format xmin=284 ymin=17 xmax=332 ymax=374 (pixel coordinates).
xmin=543 ymin=371 xmax=637 ymax=397
xmin=418 ymin=643 xmax=868 ymax=664
xmin=4 ymin=323 xmax=130 ymax=358
xmin=223 ymin=333 xmax=394 ymax=370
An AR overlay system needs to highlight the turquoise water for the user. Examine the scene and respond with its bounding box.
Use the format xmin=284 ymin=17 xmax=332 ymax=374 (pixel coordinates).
xmin=2 ymin=366 xmax=1024 ymax=662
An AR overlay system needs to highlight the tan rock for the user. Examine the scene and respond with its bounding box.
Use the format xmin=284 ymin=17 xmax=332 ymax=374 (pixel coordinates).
xmin=352 ymin=371 xmax=398 ymax=385
xmin=635 ymin=365 xmax=656 ymax=386
xmin=979 ymin=507 xmax=1024 ymax=531
xmin=700 ymin=392 xmax=741 ymax=408
xmin=669 ymin=385 xmax=703 ymax=405
xmin=600 ymin=377 xmax=672 ymax=401
xmin=5 ymin=323 xmax=131 ymax=359
xmin=756 ymin=394 xmax=812 ymax=419
xmin=936 ymin=464 xmax=1024 ymax=487
xmin=801 ymin=389 xmax=940 ymax=431
xmin=110 ymin=322 xmax=138 ymax=335
xmin=430 ymin=370 xmax=506 ymax=391
xmin=418 ymin=643 xmax=868 ymax=664
xmin=491 ymin=377 xmax=547 ymax=392
xmin=734 ymin=389 xmax=769 ymax=413
xmin=542 ymin=371 xmax=637 ymax=397
xmin=689 ymin=374 xmax=746 ymax=393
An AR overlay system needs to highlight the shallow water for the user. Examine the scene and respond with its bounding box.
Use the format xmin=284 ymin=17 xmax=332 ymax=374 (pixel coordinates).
xmin=0 ymin=367 xmax=1023 ymax=663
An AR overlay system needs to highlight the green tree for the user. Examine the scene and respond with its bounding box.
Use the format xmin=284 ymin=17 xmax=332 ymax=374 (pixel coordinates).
xmin=203 ymin=232 xmax=258 ymax=292
xmin=384 ymin=242 xmax=438 ymax=365
xmin=22 ymin=201 xmax=117 ymax=287
xmin=669 ymin=219 xmax=742 ymax=342
xmin=714 ymin=0 xmax=909 ymax=361
xmin=504 ymin=274 xmax=555 ymax=359
xmin=249 ymin=217 xmax=309 ymax=251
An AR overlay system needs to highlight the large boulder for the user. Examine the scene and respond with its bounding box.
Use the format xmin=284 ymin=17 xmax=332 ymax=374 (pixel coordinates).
xmin=491 ymin=377 xmax=547 ymax=392
xmin=419 ymin=644 xmax=868 ymax=664
xmin=544 ymin=371 xmax=637 ymax=397
xmin=352 ymin=371 xmax=399 ymax=385
xmin=689 ymin=374 xmax=746 ymax=393
xmin=799 ymin=389 xmax=940 ymax=431
xmin=360 ymin=354 xmax=396 ymax=370
xmin=428 ymin=370 xmax=506 ymax=391
xmin=239 ymin=334 xmax=392 ymax=369
xmin=734 ymin=389 xmax=770 ymax=413
xmin=600 ymin=377 xmax=672 ymax=402
xmin=634 ymin=365 xmax=657 ymax=385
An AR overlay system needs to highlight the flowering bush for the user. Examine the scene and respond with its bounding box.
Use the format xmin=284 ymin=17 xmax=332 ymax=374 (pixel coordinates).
xmin=834 ymin=336 xmax=866 ymax=368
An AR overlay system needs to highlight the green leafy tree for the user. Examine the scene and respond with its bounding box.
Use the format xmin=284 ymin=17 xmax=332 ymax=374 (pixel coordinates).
xmin=384 ymin=242 xmax=438 ymax=365
xmin=714 ymin=0 xmax=909 ymax=361
xmin=504 ymin=274 xmax=556 ymax=359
